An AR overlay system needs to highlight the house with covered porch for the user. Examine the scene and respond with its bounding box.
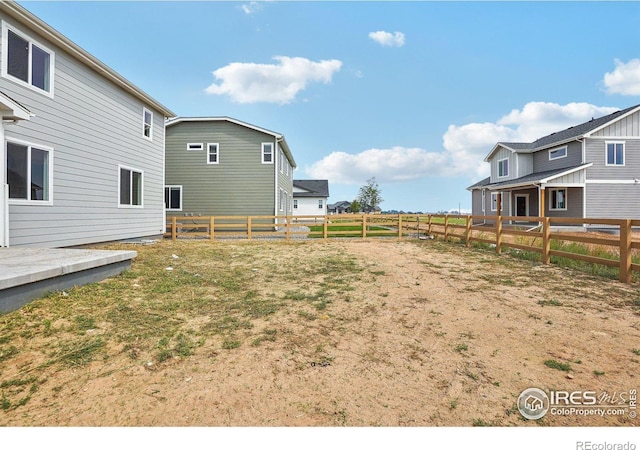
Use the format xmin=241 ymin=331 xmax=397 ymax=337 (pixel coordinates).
xmin=468 ymin=104 xmax=640 ymax=223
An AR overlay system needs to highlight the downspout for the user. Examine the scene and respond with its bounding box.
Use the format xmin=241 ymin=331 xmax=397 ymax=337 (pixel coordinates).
xmin=0 ymin=122 xmax=7 ymax=247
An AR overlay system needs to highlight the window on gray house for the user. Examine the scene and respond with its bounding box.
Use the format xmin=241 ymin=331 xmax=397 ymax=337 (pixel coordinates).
xmin=262 ymin=143 xmax=273 ymax=163
xmin=7 ymin=29 xmax=51 ymax=93
xmin=7 ymin=141 xmax=50 ymax=201
xmin=120 ymin=167 xmax=143 ymax=206
xmin=606 ymin=142 xmax=624 ymax=166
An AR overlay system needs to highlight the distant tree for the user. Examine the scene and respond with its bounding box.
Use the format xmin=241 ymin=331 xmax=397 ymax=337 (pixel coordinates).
xmin=349 ymin=199 xmax=361 ymax=213
xmin=357 ymin=177 xmax=383 ymax=213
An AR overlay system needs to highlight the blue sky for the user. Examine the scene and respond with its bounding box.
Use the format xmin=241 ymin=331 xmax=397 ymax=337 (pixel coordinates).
xmin=18 ymin=0 xmax=640 ymax=213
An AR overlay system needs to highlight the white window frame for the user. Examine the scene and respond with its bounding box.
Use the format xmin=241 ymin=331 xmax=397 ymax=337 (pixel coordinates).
xmin=293 ymin=199 xmax=298 ymax=209
xmin=605 ymin=141 xmax=625 ymax=166
xmin=142 ymin=108 xmax=153 ymax=140
xmin=279 ymin=188 xmax=284 ymax=212
xmin=118 ymin=165 xmax=144 ymax=208
xmin=262 ymin=142 xmax=273 ymax=164
xmin=1 ymin=22 xmax=55 ymax=97
xmin=497 ymin=158 xmax=509 ymax=178
xmin=490 ymin=192 xmax=504 ymax=212
xmin=318 ymin=199 xmax=324 ymax=209
xmin=549 ymin=146 xmax=567 ymax=161
xmin=187 ymin=143 xmax=203 ymax=151
xmin=207 ymin=143 xmax=219 ymax=165
xmin=164 ymin=185 xmax=182 ymax=211
xmin=6 ymin=138 xmax=53 ymax=206
xmin=549 ymin=188 xmax=567 ymax=211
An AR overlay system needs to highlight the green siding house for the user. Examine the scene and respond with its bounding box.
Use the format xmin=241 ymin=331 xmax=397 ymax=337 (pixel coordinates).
xmin=164 ymin=117 xmax=297 ymax=218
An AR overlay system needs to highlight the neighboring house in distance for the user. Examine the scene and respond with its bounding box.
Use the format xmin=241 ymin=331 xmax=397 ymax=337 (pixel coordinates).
xmin=164 ymin=117 xmax=297 ymax=217
xmin=468 ymin=104 xmax=640 ymax=223
xmin=293 ymin=179 xmax=329 ymax=216
xmin=328 ymin=201 xmax=351 ymax=214
xmin=0 ymin=1 xmax=174 ymax=247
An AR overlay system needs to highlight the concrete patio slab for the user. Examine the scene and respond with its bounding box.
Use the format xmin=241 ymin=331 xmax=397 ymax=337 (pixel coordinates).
xmin=0 ymin=248 xmax=137 ymax=313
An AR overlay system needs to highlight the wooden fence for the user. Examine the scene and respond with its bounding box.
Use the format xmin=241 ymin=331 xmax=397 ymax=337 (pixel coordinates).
xmin=165 ymin=213 xmax=640 ymax=284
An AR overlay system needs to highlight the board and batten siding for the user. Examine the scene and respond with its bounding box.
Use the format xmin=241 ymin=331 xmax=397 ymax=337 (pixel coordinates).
xmin=165 ymin=121 xmax=281 ymax=216
xmin=533 ymin=141 xmax=583 ymax=173
xmin=489 ymin=147 xmax=516 ymax=183
xmin=590 ymin=110 xmax=640 ymax=137
xmin=1 ymin=15 xmax=166 ymax=247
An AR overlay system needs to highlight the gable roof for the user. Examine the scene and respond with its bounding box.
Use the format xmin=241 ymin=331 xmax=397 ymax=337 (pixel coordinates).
xmin=484 ymin=104 xmax=640 ymax=161
xmin=293 ymin=180 xmax=329 ymax=197
xmin=0 ymin=2 xmax=174 ymax=117
xmin=165 ymin=116 xmax=296 ymax=168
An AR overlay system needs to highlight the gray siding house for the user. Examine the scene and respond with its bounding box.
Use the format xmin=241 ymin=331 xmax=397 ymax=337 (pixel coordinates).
xmin=0 ymin=1 xmax=174 ymax=247
xmin=164 ymin=117 xmax=296 ymax=217
xmin=468 ymin=104 xmax=640 ymax=222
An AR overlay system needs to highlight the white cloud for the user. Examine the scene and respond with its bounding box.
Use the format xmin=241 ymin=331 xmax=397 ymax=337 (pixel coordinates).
xmin=205 ymin=56 xmax=343 ymax=104
xmin=306 ymin=147 xmax=448 ymax=185
xmin=241 ymin=2 xmax=262 ymax=14
xmin=368 ymin=31 xmax=405 ymax=47
xmin=602 ymin=58 xmax=640 ymax=95
xmin=306 ymin=101 xmax=620 ymax=185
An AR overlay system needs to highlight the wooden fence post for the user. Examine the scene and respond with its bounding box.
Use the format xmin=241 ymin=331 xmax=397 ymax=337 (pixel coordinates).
xmin=465 ymin=215 xmax=471 ymax=247
xmin=542 ymin=216 xmax=550 ymax=264
xmin=323 ymin=216 xmax=328 ymax=240
xmin=247 ymin=216 xmax=252 ymax=240
xmin=209 ymin=216 xmax=215 ymax=241
xmin=619 ymin=219 xmax=632 ymax=284
xmin=398 ymin=215 xmax=403 ymax=238
xmin=495 ymin=215 xmax=502 ymax=255
xmin=444 ymin=215 xmax=449 ymax=241
xmin=171 ymin=216 xmax=177 ymax=241
xmin=286 ymin=216 xmax=291 ymax=241
xmin=362 ymin=214 xmax=368 ymax=238
xmin=428 ymin=215 xmax=432 ymax=235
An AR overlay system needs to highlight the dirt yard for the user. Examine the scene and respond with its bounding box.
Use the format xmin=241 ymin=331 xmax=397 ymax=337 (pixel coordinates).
xmin=0 ymin=238 xmax=639 ymax=427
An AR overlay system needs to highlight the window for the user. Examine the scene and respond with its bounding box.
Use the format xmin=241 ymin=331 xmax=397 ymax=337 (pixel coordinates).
xmin=549 ymin=147 xmax=567 ymax=160
xmin=119 ymin=166 xmax=143 ymax=207
xmin=549 ymin=188 xmax=567 ymax=211
xmin=207 ymin=143 xmax=219 ymax=164
xmin=606 ymin=142 xmax=624 ymax=166
xmin=490 ymin=192 xmax=504 ymax=212
xmin=497 ymin=158 xmax=509 ymax=177
xmin=6 ymin=140 xmax=51 ymax=203
xmin=262 ymin=143 xmax=273 ymax=163
xmin=142 ymin=108 xmax=153 ymax=139
xmin=187 ymin=143 xmax=203 ymax=151
xmin=293 ymin=199 xmax=298 ymax=209
xmin=2 ymin=25 xmax=54 ymax=95
xmin=318 ymin=199 xmax=323 ymax=209
xmin=164 ymin=186 xmax=182 ymax=211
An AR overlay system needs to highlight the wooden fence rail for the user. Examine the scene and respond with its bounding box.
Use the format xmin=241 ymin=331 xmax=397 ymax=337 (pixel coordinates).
xmin=166 ymin=213 xmax=640 ymax=284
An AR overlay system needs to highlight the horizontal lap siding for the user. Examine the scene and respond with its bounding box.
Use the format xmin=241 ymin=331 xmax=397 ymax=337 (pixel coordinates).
xmin=545 ymin=187 xmax=583 ymax=218
xmin=585 ymin=138 xmax=640 ymax=179
xmin=2 ymin=16 xmax=166 ymax=247
xmin=533 ymin=141 xmax=582 ymax=172
xmin=585 ymin=184 xmax=640 ymax=219
xmin=165 ymin=121 xmax=275 ymax=216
